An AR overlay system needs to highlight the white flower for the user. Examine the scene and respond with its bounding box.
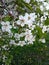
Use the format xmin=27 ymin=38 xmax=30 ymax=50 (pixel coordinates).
xmin=25 ymin=29 xmax=35 ymax=43
xmin=25 ymin=29 xmax=32 ymax=42
xmin=28 ymin=24 xmax=35 ymax=30
xmin=27 ymin=20 xmax=33 ymax=27
xmin=24 ymin=0 xmax=30 ymax=3
xmin=16 ymin=15 xmax=26 ymax=27
xmin=36 ymin=0 xmax=45 ymax=2
xmin=9 ymin=40 xmax=16 ymax=45
xmin=17 ymin=41 xmax=26 ymax=46
xmin=46 ymin=4 xmax=49 ymax=10
xmin=40 ymin=23 xmax=43 ymax=28
xmin=8 ymin=32 xmax=13 ymax=37
xmin=14 ymin=33 xmax=20 ymax=40
xmin=43 ymin=2 xmax=49 ymax=10
xmin=41 ymin=15 xmax=47 ymax=22
xmin=47 ymin=28 xmax=49 ymax=32
xmin=46 ymin=26 xmax=49 ymax=32
xmin=25 ymin=29 xmax=32 ymax=35
xmin=1 ymin=21 xmax=12 ymax=33
xmin=25 ymin=13 xmax=37 ymax=22
xmin=25 ymin=33 xmax=33 ymax=42
xmin=24 ymin=13 xmax=33 ymax=26
xmin=39 ymin=38 xmax=46 ymax=43
xmin=2 ymin=45 xmax=8 ymax=50
xmin=44 ymin=12 xmax=48 ymax=16
xmin=30 ymin=13 xmax=37 ymax=21
xmin=40 ymin=5 xmax=44 ymax=11
xmin=42 ymin=26 xmax=47 ymax=33
xmin=20 ymin=33 xmax=25 ymax=37
xmin=16 ymin=13 xmax=37 ymax=27
xmin=3 ymin=55 xmax=7 ymax=62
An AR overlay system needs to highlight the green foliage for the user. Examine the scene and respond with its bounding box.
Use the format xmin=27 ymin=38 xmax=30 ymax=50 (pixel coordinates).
xmin=11 ymin=28 xmax=19 ymax=33
xmin=2 ymin=15 xmax=13 ymax=21
xmin=44 ymin=18 xmax=49 ymax=25
xmin=36 ymin=26 xmax=43 ymax=39
xmin=1 ymin=44 xmax=49 ymax=65
xmin=15 ymin=0 xmax=33 ymax=14
xmin=1 ymin=43 xmax=49 ymax=65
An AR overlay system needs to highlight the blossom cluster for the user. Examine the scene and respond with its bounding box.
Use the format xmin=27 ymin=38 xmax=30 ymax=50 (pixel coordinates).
xmin=0 ymin=11 xmax=49 ymax=47
xmin=0 ymin=0 xmax=49 ymax=47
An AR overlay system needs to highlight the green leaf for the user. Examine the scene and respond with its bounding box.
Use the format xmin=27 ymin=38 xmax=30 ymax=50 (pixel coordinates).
xmin=2 ymin=15 xmax=13 ymax=21
xmin=16 ymin=6 xmax=25 ymax=14
xmin=0 ymin=24 xmax=2 ymax=29
xmin=30 ymin=0 xmax=38 ymax=5
xmin=11 ymin=28 xmax=18 ymax=33
xmin=36 ymin=8 xmax=41 ymax=14
xmin=44 ymin=18 xmax=49 ymax=25
xmin=20 ymin=36 xmax=25 ymax=41
xmin=36 ymin=26 xmax=43 ymax=38
xmin=5 ymin=55 xmax=13 ymax=65
xmin=23 ymin=1 xmax=33 ymax=11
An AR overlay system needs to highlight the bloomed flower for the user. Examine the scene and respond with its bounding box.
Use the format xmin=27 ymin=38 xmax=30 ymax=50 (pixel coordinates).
xmin=16 ymin=15 xmax=26 ymax=27
xmin=9 ymin=40 xmax=16 ymax=45
xmin=1 ymin=21 xmax=12 ymax=33
xmin=25 ymin=29 xmax=35 ymax=43
xmin=14 ymin=33 xmax=20 ymax=40
xmin=25 ymin=13 xmax=37 ymax=22
xmin=39 ymin=38 xmax=46 ymax=43
xmin=16 ymin=41 xmax=26 ymax=46
xmin=24 ymin=0 xmax=30 ymax=3
xmin=42 ymin=26 xmax=47 ymax=33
